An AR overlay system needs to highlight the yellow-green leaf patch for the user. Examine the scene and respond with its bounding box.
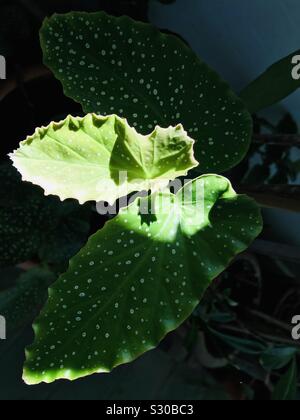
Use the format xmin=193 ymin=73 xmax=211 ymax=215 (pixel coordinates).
xmin=11 ymin=114 xmax=198 ymax=204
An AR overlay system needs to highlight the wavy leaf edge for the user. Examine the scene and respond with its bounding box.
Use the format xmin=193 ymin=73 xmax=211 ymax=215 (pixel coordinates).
xmin=10 ymin=114 xmax=199 ymax=205
xmin=22 ymin=175 xmax=263 ymax=385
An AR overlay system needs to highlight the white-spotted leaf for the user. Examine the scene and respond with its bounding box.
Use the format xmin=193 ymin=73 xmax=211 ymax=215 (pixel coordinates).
xmin=23 ymin=175 xmax=262 ymax=385
xmin=0 ymin=163 xmax=91 ymax=267
xmin=40 ymin=11 xmax=252 ymax=173
xmin=10 ymin=114 xmax=198 ymax=205
xmin=0 ymin=268 xmax=56 ymax=334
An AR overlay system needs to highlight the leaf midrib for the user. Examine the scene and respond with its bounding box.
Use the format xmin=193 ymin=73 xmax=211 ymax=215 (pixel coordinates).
xmin=33 ymin=205 xmax=179 ymax=368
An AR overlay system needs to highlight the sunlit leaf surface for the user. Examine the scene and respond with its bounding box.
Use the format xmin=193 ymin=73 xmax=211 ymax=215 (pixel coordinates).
xmin=11 ymin=114 xmax=198 ymax=205
xmin=23 ymin=175 xmax=262 ymax=384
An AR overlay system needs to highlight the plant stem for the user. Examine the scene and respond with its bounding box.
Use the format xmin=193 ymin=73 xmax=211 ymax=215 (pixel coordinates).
xmin=250 ymin=239 xmax=300 ymax=263
xmin=246 ymin=309 xmax=292 ymax=333
xmin=220 ymin=325 xmax=300 ymax=349
xmin=238 ymin=185 xmax=300 ymax=213
xmin=253 ymin=134 xmax=300 ymax=147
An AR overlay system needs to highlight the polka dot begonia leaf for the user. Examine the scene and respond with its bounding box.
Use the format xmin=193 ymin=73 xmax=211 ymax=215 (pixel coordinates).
xmin=10 ymin=114 xmax=198 ymax=205
xmin=40 ymin=11 xmax=253 ymax=174
xmin=0 ymin=163 xmax=91 ymax=268
xmin=0 ymin=268 xmax=56 ymax=334
xmin=23 ymin=175 xmax=262 ymax=385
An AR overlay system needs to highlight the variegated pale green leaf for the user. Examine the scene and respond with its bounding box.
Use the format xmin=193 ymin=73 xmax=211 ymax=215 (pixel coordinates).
xmin=23 ymin=175 xmax=262 ymax=385
xmin=10 ymin=114 xmax=198 ymax=205
xmin=40 ymin=11 xmax=252 ymax=173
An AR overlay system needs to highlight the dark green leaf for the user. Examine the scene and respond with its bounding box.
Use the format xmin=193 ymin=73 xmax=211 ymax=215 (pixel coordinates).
xmin=40 ymin=11 xmax=252 ymax=173
xmin=240 ymin=50 xmax=300 ymax=114
xmin=0 ymin=268 xmax=56 ymax=334
xmin=37 ymin=200 xmax=91 ymax=265
xmin=23 ymin=175 xmax=262 ymax=384
xmin=276 ymin=113 xmax=298 ymax=135
xmin=0 ymin=267 xmax=23 ymax=292
xmin=272 ymin=358 xmax=298 ymax=401
xmin=261 ymin=346 xmax=298 ymax=371
xmin=230 ymin=355 xmax=268 ymax=382
xmin=290 ymin=160 xmax=300 ymax=173
xmin=0 ymin=163 xmax=91 ymax=267
xmin=209 ymin=329 xmax=267 ymax=355
xmin=0 ymin=164 xmax=44 ymax=267
xmin=209 ymin=311 xmax=236 ymax=324
xmin=243 ymin=164 xmax=271 ymax=185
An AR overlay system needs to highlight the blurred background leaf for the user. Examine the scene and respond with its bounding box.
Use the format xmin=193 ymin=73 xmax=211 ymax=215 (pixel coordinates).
xmin=240 ymin=50 xmax=300 ymax=114
xmin=0 ymin=163 xmax=91 ymax=268
xmin=261 ymin=346 xmax=298 ymax=371
xmin=0 ymin=268 xmax=56 ymax=334
xmin=272 ymin=358 xmax=298 ymax=401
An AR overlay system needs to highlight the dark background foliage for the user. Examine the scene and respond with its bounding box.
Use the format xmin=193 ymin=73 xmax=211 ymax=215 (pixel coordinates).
xmin=0 ymin=0 xmax=299 ymax=401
